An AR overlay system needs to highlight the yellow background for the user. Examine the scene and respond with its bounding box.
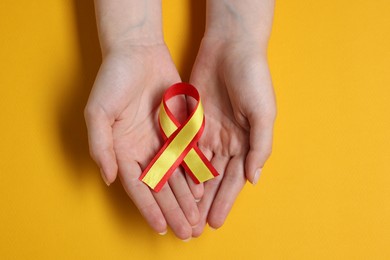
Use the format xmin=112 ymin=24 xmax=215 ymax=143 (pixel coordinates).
xmin=1 ymin=0 xmax=389 ymax=259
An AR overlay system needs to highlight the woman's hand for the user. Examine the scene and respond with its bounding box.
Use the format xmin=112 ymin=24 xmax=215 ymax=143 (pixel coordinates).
xmin=190 ymin=36 xmax=276 ymax=236
xmin=85 ymin=43 xmax=202 ymax=240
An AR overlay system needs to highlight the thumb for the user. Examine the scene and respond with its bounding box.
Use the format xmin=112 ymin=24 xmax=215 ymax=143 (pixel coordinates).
xmin=245 ymin=116 xmax=275 ymax=185
xmin=84 ymin=106 xmax=118 ymax=185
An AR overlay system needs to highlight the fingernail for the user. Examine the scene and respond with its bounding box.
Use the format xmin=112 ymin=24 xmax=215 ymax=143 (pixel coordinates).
xmin=253 ymin=168 xmax=262 ymax=185
xmin=182 ymin=237 xmax=191 ymax=242
xmin=195 ymin=198 xmax=201 ymax=203
xmin=100 ymin=169 xmax=110 ymax=186
xmin=158 ymin=230 xmax=167 ymax=235
xmin=209 ymin=226 xmax=217 ymax=231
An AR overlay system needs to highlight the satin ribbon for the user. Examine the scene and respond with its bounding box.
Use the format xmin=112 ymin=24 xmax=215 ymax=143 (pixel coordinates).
xmin=139 ymin=83 xmax=219 ymax=192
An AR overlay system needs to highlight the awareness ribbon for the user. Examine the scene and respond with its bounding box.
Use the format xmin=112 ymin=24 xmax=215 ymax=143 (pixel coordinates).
xmin=139 ymin=83 xmax=219 ymax=192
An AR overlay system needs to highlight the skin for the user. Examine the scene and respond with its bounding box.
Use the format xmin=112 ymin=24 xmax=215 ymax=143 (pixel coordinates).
xmin=190 ymin=0 xmax=276 ymax=235
xmin=85 ymin=0 xmax=202 ymax=240
xmin=85 ymin=0 xmax=276 ymax=239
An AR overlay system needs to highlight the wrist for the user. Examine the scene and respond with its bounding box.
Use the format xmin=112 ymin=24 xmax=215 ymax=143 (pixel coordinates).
xmin=204 ymin=0 xmax=274 ymax=47
xmin=200 ymin=35 xmax=268 ymax=57
xmin=197 ymin=36 xmax=269 ymax=79
xmin=94 ymin=0 xmax=164 ymax=56
xmin=100 ymin=34 xmax=165 ymax=58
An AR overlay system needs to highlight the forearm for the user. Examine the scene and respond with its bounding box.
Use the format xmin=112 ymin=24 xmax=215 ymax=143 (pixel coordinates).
xmin=205 ymin=0 xmax=274 ymax=45
xmin=94 ymin=0 xmax=163 ymax=55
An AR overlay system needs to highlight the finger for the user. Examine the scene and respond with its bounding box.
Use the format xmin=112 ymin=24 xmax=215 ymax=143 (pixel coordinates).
xmin=185 ymin=146 xmax=212 ymax=201
xmin=208 ymin=155 xmax=246 ymax=229
xmin=192 ymin=154 xmax=229 ymax=237
xmin=168 ymin=169 xmax=200 ymax=226
xmin=117 ymin=159 xmax=167 ymax=234
xmin=245 ymin=116 xmax=275 ymax=185
xmin=153 ymin=183 xmax=193 ymax=240
xmin=84 ymin=106 xmax=118 ymax=185
xmin=185 ymin=173 xmax=204 ymax=202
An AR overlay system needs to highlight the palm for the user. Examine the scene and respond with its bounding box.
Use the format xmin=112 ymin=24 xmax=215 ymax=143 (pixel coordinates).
xmin=190 ymin=38 xmax=276 ymax=235
xmin=197 ymin=78 xmax=249 ymax=160
xmin=108 ymin=47 xmax=179 ymax=168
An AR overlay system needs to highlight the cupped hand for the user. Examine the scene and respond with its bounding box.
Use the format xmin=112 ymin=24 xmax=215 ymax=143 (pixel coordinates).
xmin=189 ymin=37 xmax=276 ymax=236
xmin=84 ymin=44 xmax=203 ymax=240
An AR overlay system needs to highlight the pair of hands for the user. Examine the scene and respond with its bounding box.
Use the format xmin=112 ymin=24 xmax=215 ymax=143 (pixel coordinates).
xmin=84 ymin=37 xmax=276 ymax=240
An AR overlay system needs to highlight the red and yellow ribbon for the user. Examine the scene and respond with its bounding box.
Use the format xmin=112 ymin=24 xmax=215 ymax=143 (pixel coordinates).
xmin=139 ymin=83 xmax=219 ymax=192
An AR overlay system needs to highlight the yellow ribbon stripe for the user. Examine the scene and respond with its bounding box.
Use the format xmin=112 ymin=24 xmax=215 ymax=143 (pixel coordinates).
xmin=159 ymin=102 xmax=216 ymax=182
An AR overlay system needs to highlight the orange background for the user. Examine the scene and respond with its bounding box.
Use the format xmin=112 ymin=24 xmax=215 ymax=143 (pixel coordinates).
xmin=1 ymin=0 xmax=389 ymax=259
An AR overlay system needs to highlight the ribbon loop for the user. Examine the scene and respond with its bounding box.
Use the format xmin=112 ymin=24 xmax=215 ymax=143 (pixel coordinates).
xmin=139 ymin=83 xmax=219 ymax=192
